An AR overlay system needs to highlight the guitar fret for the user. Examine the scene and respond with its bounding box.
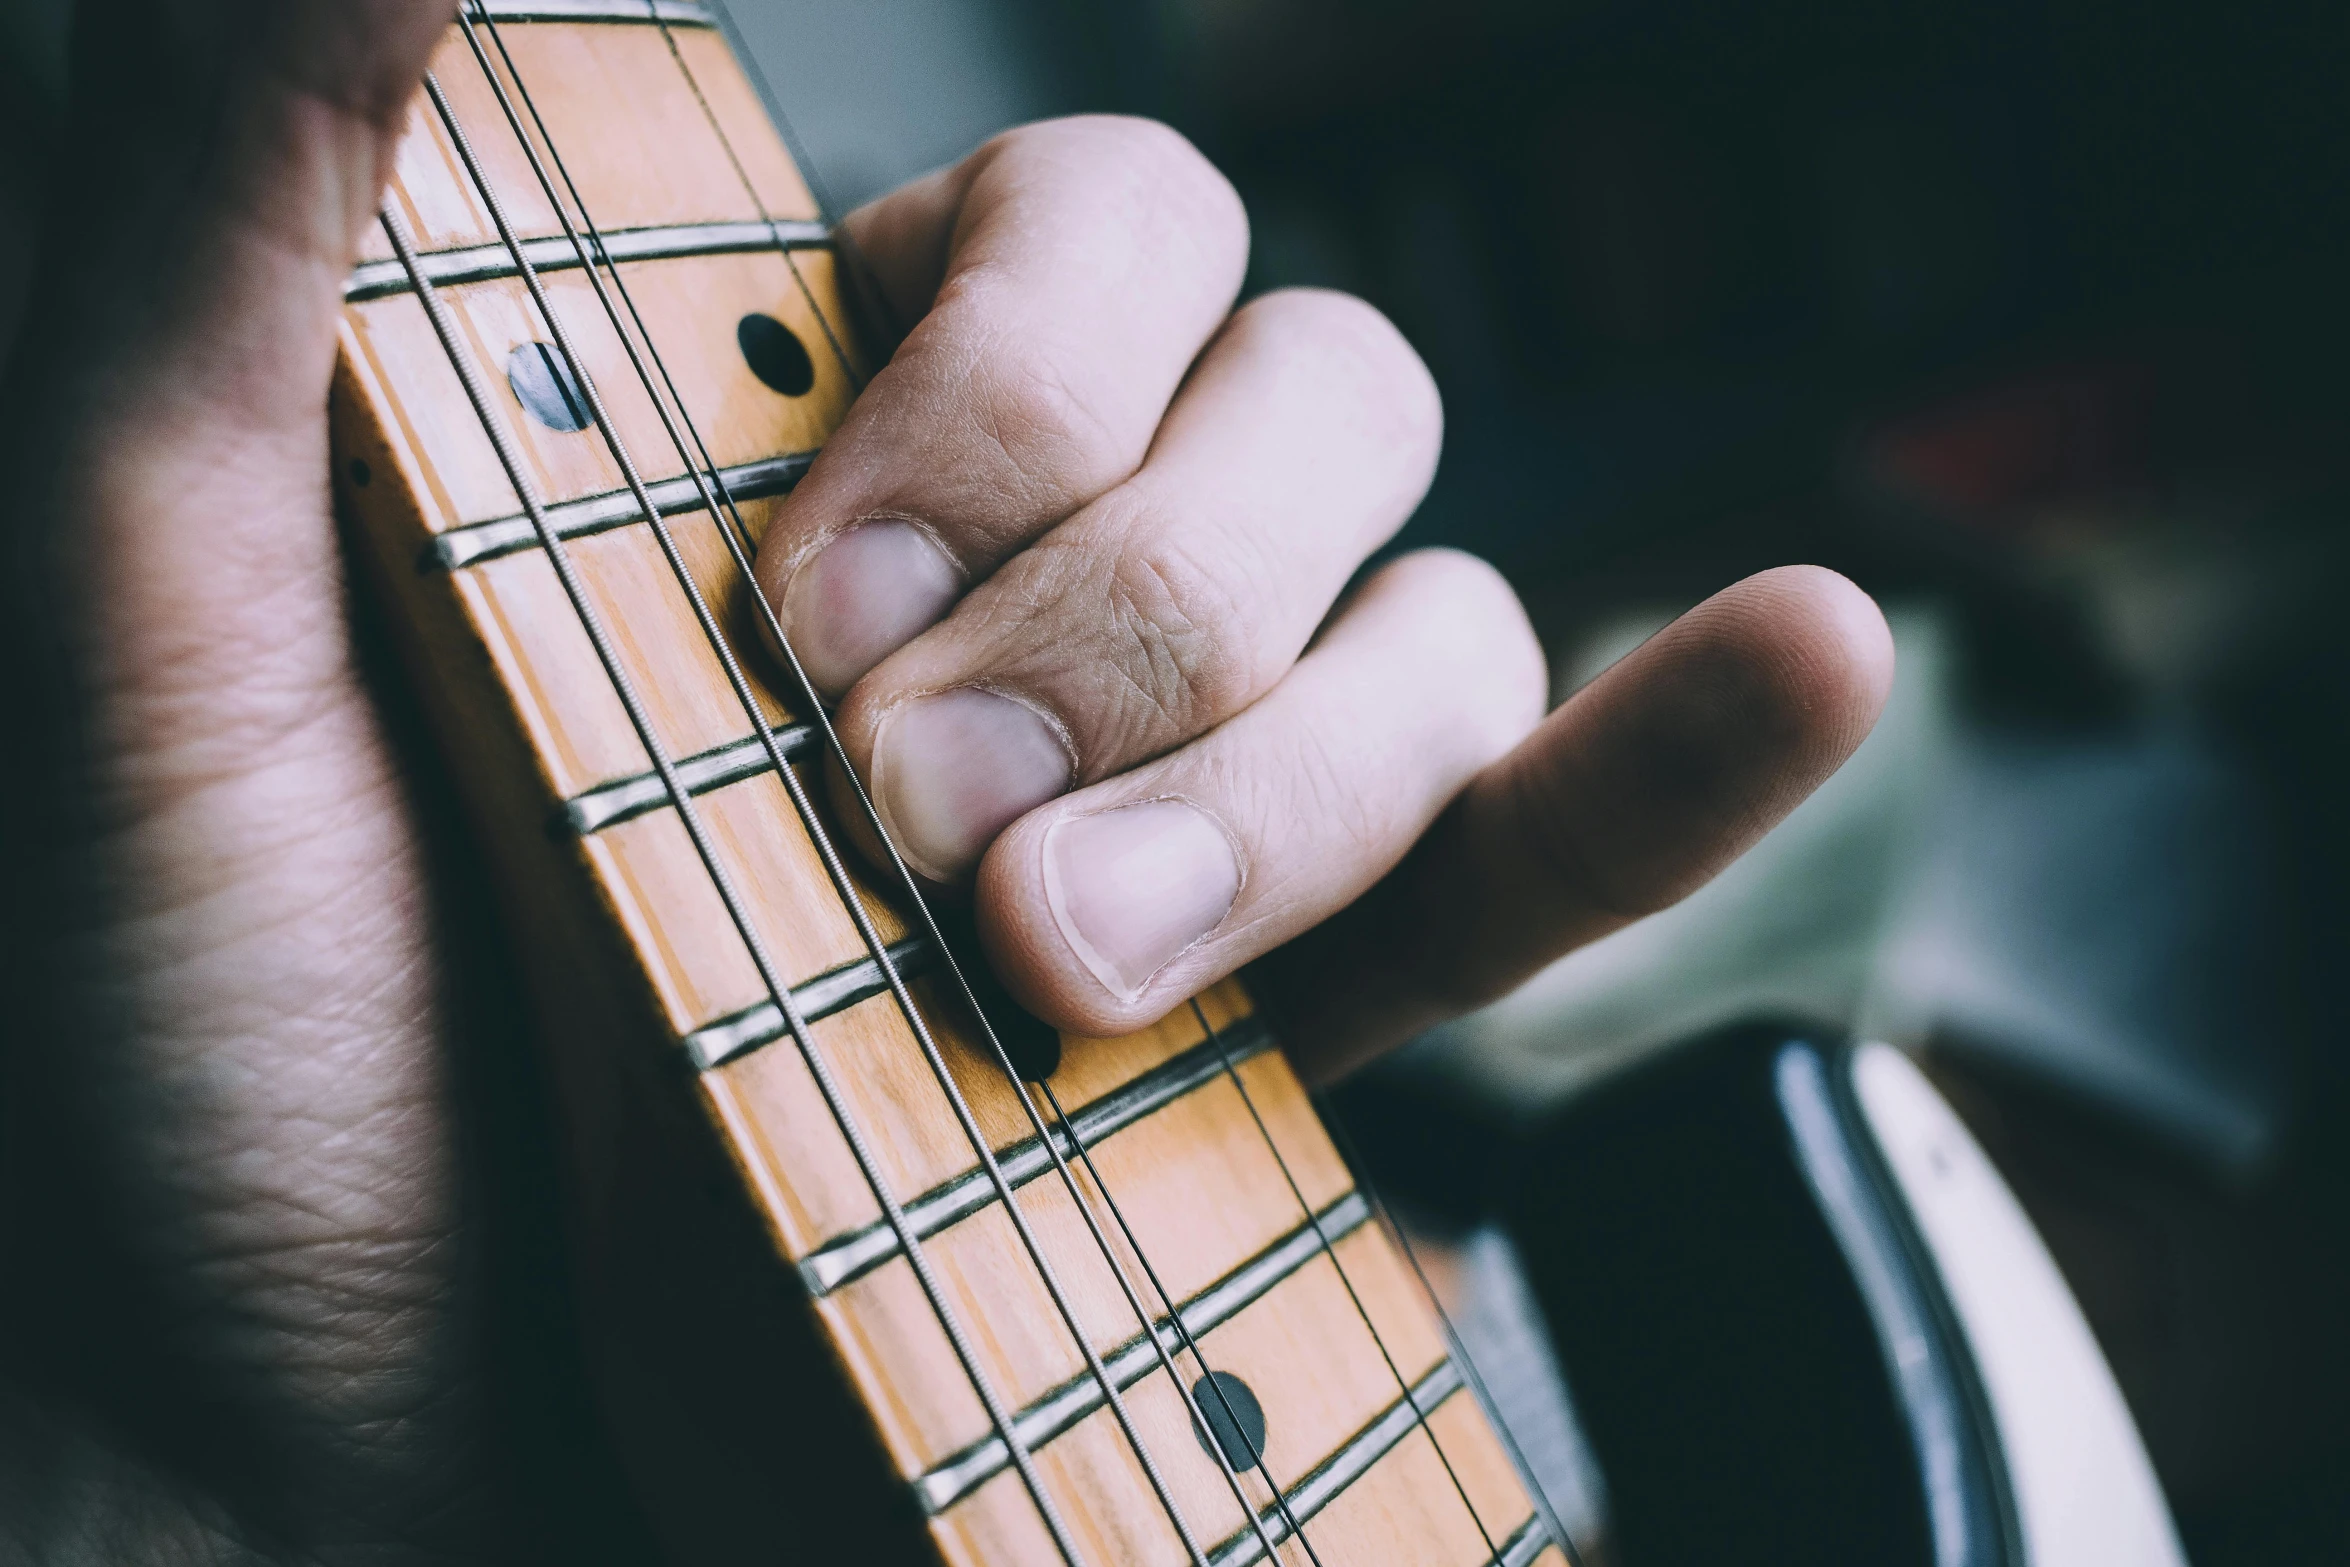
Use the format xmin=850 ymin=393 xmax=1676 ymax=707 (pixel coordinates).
xmin=424 ymin=449 xmax=815 ymax=571
xmin=1490 ymin=1514 xmax=1556 ymax=1567
xmin=470 ymin=0 xmax=716 ymax=28
xmin=1207 ymin=1359 xmax=1474 ymax=1567
xmin=346 ymin=218 xmax=828 ymax=304
xmin=561 ymin=718 xmax=818 ymax=836
xmin=686 ymin=935 xmax=941 ymax=1071
xmin=795 ymin=1016 xmax=1278 ymax=1292
xmin=914 ymin=1191 xmax=1376 ymax=1514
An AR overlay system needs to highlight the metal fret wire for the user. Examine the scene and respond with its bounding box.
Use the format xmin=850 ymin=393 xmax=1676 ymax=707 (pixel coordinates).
xmin=1191 ymin=1001 xmax=1505 ymax=1563
xmin=441 ymin=20 xmax=1215 ymax=1561
xmin=1313 ymin=1111 xmax=1583 ymax=1567
xmin=610 ymin=14 xmax=1313 ymax=1557
xmin=404 ymin=82 xmax=1112 ymax=1566
xmin=375 ymin=202 xmax=1083 ymax=1564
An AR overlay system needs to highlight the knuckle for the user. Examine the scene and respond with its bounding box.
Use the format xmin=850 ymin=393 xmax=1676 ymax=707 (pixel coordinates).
xmin=1235 ymin=288 xmax=1444 ymax=461
xmin=1087 ymin=116 xmax=1248 ymax=248
xmin=1501 ymin=745 xmax=1652 ymax=923
xmin=967 ymin=341 xmax=1128 ymax=495
xmin=1378 ymin=549 xmax=1547 ymax=746
xmin=1096 ymin=527 xmax=1260 ymax=748
xmin=1292 ymin=721 xmax=1395 ymax=864
xmin=995 ymin=114 xmax=1249 ymax=280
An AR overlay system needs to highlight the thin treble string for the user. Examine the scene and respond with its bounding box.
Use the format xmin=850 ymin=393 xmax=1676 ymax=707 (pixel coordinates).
xmin=461 ymin=20 xmax=1507 ymax=1566
xmin=452 ymin=23 xmax=1259 ymax=1562
xmin=459 ymin=25 xmax=1296 ymax=1564
xmin=1314 ymin=1109 xmax=1583 ymax=1567
xmin=1036 ymin=1076 xmax=1328 ymax=1567
xmin=467 ymin=9 xmax=756 ymax=563
xmin=485 ymin=20 xmax=1457 ymax=1563
xmin=374 ymin=203 xmax=1088 ymax=1567
xmin=644 ymin=0 xmax=868 ymax=389
xmin=450 ymin=9 xmax=1216 ymax=1547
xmin=657 ymin=22 xmax=1311 ymax=1555
xmin=422 ymin=47 xmax=1196 ymax=1563
xmin=695 ymin=0 xmax=911 ymax=353
xmin=467 ymin=18 xmax=1437 ymax=1564
xmin=1190 ymin=1000 xmax=1504 ymax=1566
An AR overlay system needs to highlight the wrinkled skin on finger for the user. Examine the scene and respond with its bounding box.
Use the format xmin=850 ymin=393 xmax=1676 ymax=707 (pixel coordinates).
xmin=0 ymin=11 xmax=1892 ymax=1561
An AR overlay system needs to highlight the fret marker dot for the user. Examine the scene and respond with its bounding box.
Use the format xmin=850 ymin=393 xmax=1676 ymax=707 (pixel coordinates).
xmin=348 ymin=458 xmax=371 ymax=488
xmin=967 ymin=960 xmax=1061 ymax=1081
xmin=739 ymin=312 xmax=816 ymax=397
xmin=997 ymin=1004 xmax=1062 ymax=1083
xmin=1191 ymin=1371 xmax=1268 ymax=1471
xmin=506 ymin=341 xmax=593 ymax=433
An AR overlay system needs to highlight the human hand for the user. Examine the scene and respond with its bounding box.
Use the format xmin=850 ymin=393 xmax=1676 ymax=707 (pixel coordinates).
xmin=0 ymin=1 xmax=1890 ymax=1561
xmin=756 ymin=120 xmax=1894 ymax=1080
xmin=0 ymin=0 xmax=520 ymax=1559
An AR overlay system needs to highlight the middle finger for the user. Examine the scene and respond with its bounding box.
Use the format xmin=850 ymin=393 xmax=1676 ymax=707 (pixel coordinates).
xmin=833 ymin=287 xmax=1442 ymax=883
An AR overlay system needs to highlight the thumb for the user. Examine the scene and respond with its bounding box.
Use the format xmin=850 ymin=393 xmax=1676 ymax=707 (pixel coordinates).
xmin=1262 ymin=565 xmax=1897 ymax=1081
xmin=10 ymin=0 xmax=460 ymax=744
xmin=45 ymin=0 xmax=458 ymax=434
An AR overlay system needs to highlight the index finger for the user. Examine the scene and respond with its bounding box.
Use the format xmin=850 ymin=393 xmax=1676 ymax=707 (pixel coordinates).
xmin=751 ymin=115 xmax=1249 ymax=695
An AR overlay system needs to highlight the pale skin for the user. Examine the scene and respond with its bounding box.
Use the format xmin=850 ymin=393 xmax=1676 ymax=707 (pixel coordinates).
xmin=0 ymin=0 xmax=1893 ymax=1560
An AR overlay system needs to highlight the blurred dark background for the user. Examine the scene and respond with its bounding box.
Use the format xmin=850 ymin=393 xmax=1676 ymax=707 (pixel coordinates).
xmin=6 ymin=0 xmax=2349 ymax=1560
xmin=733 ymin=2 xmax=2350 ymax=1560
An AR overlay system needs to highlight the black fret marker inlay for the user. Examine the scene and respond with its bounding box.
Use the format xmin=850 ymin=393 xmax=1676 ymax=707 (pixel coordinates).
xmin=935 ymin=911 xmax=1060 ymax=1081
xmin=348 ymin=458 xmax=371 ymax=488
xmin=739 ymin=312 xmax=816 ymax=398
xmin=983 ymin=988 xmax=1061 ymax=1084
xmin=1192 ymin=1371 xmax=1268 ymax=1471
xmin=507 ymin=341 xmax=592 ymax=433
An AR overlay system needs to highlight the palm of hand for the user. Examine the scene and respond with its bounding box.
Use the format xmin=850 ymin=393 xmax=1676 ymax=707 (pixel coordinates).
xmin=0 ymin=2 xmax=1890 ymax=1561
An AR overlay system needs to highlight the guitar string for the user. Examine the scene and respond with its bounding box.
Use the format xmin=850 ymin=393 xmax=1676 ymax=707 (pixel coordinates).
xmin=613 ymin=11 xmax=1511 ymax=1558
xmin=372 ymin=200 xmax=1088 ymax=1567
xmin=692 ymin=0 xmax=912 ymax=355
xmin=422 ymin=47 xmax=1194 ymax=1563
xmin=408 ymin=69 xmax=1132 ymax=1565
xmin=1313 ymin=1107 xmax=1583 ymax=1567
xmin=463 ymin=13 xmax=1300 ymax=1564
xmin=597 ymin=9 xmax=1578 ymax=1558
xmin=438 ymin=23 xmax=1215 ymax=1562
xmin=659 ymin=10 xmax=1361 ymax=1554
xmin=1037 ymin=1074 xmax=1329 ymax=1567
xmin=436 ymin=8 xmax=1509 ymax=1557
xmin=1191 ymin=1000 xmax=1505 ymax=1565
xmin=453 ymin=18 xmax=1306 ymax=1559
xmin=642 ymin=0 xmax=866 ymax=395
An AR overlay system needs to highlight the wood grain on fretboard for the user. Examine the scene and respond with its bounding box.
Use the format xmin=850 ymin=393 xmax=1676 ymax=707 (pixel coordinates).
xmin=330 ymin=7 xmax=1559 ymax=1565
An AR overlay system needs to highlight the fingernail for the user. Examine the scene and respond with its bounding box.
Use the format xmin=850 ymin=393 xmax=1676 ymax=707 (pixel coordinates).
xmin=1044 ymin=801 xmax=1240 ymax=999
xmin=873 ymin=689 xmax=1073 ymax=881
xmin=780 ymin=521 xmax=960 ymax=696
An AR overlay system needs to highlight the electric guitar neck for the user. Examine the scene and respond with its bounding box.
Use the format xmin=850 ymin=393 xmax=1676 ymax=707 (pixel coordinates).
xmin=331 ymin=6 xmax=1559 ymax=1562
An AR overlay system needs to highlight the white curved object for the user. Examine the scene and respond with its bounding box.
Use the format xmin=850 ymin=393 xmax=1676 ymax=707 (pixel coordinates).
xmin=1851 ymin=1044 xmax=2187 ymax=1567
